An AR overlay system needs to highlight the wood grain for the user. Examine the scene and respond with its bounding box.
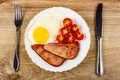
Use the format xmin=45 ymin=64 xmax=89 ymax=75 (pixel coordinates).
xmin=0 ymin=0 xmax=120 ymax=80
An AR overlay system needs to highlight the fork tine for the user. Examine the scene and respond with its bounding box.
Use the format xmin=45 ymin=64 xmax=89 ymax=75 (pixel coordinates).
xmin=15 ymin=4 xmax=19 ymax=21
xmin=14 ymin=4 xmax=17 ymax=20
xmin=19 ymin=5 xmax=22 ymax=20
xmin=17 ymin=5 xmax=20 ymax=20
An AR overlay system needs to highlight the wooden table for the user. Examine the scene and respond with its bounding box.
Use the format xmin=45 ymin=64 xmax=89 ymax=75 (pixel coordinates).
xmin=0 ymin=0 xmax=120 ymax=80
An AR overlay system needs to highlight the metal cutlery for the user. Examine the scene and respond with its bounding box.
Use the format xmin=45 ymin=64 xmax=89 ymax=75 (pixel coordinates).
xmin=13 ymin=4 xmax=23 ymax=72
xmin=96 ymin=3 xmax=103 ymax=76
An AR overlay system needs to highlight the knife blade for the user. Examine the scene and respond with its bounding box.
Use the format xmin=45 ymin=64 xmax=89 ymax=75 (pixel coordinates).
xmin=96 ymin=3 xmax=103 ymax=76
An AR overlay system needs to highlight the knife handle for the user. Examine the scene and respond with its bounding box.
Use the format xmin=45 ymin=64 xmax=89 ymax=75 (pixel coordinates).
xmin=97 ymin=38 xmax=103 ymax=76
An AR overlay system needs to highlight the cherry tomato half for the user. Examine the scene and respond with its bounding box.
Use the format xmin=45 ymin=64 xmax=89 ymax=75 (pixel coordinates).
xmin=70 ymin=24 xmax=79 ymax=33
xmin=63 ymin=18 xmax=72 ymax=27
xmin=56 ymin=34 xmax=64 ymax=43
xmin=60 ymin=27 xmax=70 ymax=35
xmin=67 ymin=34 xmax=75 ymax=43
xmin=75 ymin=32 xmax=84 ymax=40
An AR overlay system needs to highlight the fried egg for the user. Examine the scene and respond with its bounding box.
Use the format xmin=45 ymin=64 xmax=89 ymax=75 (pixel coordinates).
xmin=27 ymin=8 xmax=66 ymax=44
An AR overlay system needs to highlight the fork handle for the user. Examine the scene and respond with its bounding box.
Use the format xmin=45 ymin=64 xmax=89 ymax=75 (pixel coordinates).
xmin=13 ymin=28 xmax=20 ymax=72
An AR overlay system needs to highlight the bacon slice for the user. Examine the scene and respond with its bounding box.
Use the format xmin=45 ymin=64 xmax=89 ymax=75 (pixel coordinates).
xmin=44 ymin=42 xmax=79 ymax=59
xmin=31 ymin=44 xmax=65 ymax=67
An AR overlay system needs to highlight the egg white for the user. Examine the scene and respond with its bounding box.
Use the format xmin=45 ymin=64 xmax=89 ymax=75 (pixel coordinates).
xmin=27 ymin=8 xmax=67 ymax=44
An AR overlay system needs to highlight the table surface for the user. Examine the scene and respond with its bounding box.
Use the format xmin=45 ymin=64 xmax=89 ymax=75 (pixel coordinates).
xmin=0 ymin=0 xmax=120 ymax=80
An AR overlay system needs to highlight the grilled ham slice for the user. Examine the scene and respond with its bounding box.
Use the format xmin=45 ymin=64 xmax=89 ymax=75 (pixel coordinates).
xmin=44 ymin=42 xmax=79 ymax=59
xmin=31 ymin=44 xmax=65 ymax=67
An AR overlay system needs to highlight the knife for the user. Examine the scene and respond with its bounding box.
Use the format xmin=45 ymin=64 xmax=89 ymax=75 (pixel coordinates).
xmin=96 ymin=3 xmax=103 ymax=76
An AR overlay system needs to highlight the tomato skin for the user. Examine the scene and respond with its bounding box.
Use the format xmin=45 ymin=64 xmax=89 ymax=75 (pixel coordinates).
xmin=62 ymin=34 xmax=69 ymax=43
xmin=56 ymin=34 xmax=64 ymax=43
xmin=60 ymin=27 xmax=70 ymax=35
xmin=70 ymin=24 xmax=79 ymax=33
xmin=63 ymin=18 xmax=72 ymax=27
xmin=75 ymin=32 xmax=84 ymax=40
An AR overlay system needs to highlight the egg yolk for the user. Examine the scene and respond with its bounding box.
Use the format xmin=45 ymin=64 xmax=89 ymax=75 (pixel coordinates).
xmin=33 ymin=27 xmax=49 ymax=44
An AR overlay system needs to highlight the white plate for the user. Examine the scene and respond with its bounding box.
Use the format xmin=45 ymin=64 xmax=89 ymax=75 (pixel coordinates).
xmin=24 ymin=7 xmax=90 ymax=72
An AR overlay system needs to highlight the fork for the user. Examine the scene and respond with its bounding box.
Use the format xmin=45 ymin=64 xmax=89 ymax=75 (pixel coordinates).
xmin=13 ymin=4 xmax=22 ymax=72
